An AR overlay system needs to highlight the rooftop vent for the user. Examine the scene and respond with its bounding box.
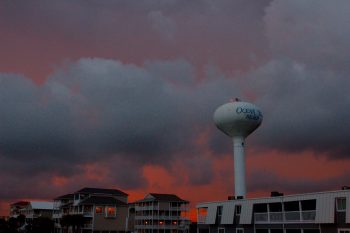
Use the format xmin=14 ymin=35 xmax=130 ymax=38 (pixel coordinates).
xmin=271 ymin=191 xmax=284 ymax=197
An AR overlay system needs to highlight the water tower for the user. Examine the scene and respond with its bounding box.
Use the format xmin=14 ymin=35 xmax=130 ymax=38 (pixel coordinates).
xmin=214 ymin=100 xmax=263 ymax=199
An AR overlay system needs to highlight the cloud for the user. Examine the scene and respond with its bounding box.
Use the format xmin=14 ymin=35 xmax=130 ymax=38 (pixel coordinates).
xmin=0 ymin=58 xmax=240 ymax=201
xmin=248 ymin=169 xmax=350 ymax=194
xmin=148 ymin=10 xmax=176 ymax=40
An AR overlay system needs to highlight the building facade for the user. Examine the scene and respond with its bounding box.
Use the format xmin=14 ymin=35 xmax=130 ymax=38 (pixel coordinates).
xmin=135 ymin=193 xmax=190 ymax=233
xmin=53 ymin=187 xmax=130 ymax=233
xmin=197 ymin=189 xmax=350 ymax=233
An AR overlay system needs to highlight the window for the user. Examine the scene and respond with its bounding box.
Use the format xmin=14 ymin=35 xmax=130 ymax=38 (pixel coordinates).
xmin=284 ymin=201 xmax=299 ymax=211
xmin=336 ymin=198 xmax=346 ymax=212
xmin=237 ymin=228 xmax=244 ymax=233
xmin=303 ymin=229 xmax=320 ymax=233
xmin=217 ymin=206 xmax=223 ymax=216
xmin=218 ymin=228 xmax=225 ymax=233
xmin=216 ymin=206 xmax=223 ymax=223
xmin=95 ymin=206 xmax=103 ymax=214
xmin=235 ymin=205 xmax=241 ymax=216
xmin=106 ymin=206 xmax=116 ymax=217
xmin=301 ymin=200 xmax=316 ymax=211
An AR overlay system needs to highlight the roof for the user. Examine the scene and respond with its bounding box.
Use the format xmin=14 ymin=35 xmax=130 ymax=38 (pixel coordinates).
xmin=30 ymin=201 xmax=54 ymax=210
xmin=10 ymin=201 xmax=29 ymax=207
xmin=137 ymin=193 xmax=188 ymax=203
xmin=54 ymin=194 xmax=74 ymax=200
xmin=79 ymin=196 xmax=127 ymax=206
xmin=76 ymin=187 xmax=128 ymax=196
xmin=196 ymin=188 xmax=350 ymax=207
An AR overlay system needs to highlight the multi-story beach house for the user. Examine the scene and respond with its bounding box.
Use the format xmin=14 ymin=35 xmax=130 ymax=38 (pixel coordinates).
xmin=134 ymin=193 xmax=190 ymax=233
xmin=53 ymin=187 xmax=129 ymax=233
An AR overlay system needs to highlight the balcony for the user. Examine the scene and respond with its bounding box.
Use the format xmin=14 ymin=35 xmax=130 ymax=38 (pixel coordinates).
xmin=69 ymin=211 xmax=93 ymax=217
xmin=254 ymin=211 xmax=316 ymax=223
xmin=135 ymin=216 xmax=189 ymax=220
xmin=197 ymin=215 xmax=207 ymax=224
xmin=82 ymin=224 xmax=93 ymax=229
xmin=135 ymin=206 xmax=159 ymax=211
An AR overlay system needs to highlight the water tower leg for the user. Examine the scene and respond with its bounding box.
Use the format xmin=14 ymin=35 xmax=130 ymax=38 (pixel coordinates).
xmin=232 ymin=136 xmax=246 ymax=198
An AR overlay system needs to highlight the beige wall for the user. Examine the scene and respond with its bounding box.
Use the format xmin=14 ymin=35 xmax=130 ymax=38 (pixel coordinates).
xmin=93 ymin=206 xmax=128 ymax=231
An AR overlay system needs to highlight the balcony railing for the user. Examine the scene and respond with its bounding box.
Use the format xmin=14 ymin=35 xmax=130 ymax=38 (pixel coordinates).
xmin=254 ymin=211 xmax=316 ymax=223
xmin=135 ymin=216 xmax=189 ymax=220
xmin=83 ymin=224 xmax=93 ymax=229
xmin=197 ymin=215 xmax=207 ymax=224
xmin=135 ymin=206 xmax=159 ymax=211
xmin=69 ymin=211 xmax=93 ymax=217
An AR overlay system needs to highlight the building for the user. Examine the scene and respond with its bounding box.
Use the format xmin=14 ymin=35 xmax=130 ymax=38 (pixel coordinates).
xmin=53 ymin=187 xmax=130 ymax=233
xmin=18 ymin=201 xmax=54 ymax=222
xmin=196 ymin=189 xmax=350 ymax=233
xmin=134 ymin=193 xmax=190 ymax=233
xmin=9 ymin=201 xmax=29 ymax=218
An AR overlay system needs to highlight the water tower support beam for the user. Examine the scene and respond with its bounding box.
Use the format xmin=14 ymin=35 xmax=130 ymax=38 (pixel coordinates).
xmin=233 ymin=136 xmax=246 ymax=198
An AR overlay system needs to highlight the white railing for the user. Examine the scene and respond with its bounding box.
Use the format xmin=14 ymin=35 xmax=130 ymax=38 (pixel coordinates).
xmin=301 ymin=211 xmax=316 ymax=221
xmin=197 ymin=215 xmax=207 ymax=224
xmin=135 ymin=206 xmax=159 ymax=211
xmin=254 ymin=211 xmax=316 ymax=223
xmin=269 ymin=212 xmax=283 ymax=222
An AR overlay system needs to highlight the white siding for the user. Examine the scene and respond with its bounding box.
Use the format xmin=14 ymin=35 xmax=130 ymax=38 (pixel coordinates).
xmin=206 ymin=204 xmax=218 ymax=224
xmin=315 ymin=193 xmax=335 ymax=223
xmin=239 ymin=201 xmax=253 ymax=224
xmin=221 ymin=202 xmax=235 ymax=225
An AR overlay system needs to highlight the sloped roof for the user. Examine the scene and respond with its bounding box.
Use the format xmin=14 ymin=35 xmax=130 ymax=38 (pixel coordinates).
xmin=76 ymin=187 xmax=128 ymax=196
xmin=54 ymin=194 xmax=74 ymax=200
xmin=30 ymin=201 xmax=54 ymax=210
xmin=79 ymin=196 xmax=127 ymax=206
xmin=11 ymin=201 xmax=29 ymax=207
xmin=137 ymin=193 xmax=188 ymax=203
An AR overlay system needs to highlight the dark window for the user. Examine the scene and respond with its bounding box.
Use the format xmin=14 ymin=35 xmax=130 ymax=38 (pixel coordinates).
xmin=256 ymin=229 xmax=268 ymax=233
xmin=303 ymin=229 xmax=320 ymax=233
xmin=301 ymin=200 xmax=316 ymax=211
xmin=284 ymin=201 xmax=299 ymax=211
xmin=217 ymin=206 xmax=223 ymax=216
xmin=269 ymin=203 xmax=282 ymax=212
xmin=253 ymin=204 xmax=268 ymax=213
xmin=235 ymin=205 xmax=241 ymax=215
xmin=270 ymin=229 xmax=283 ymax=233
xmin=285 ymin=229 xmax=301 ymax=233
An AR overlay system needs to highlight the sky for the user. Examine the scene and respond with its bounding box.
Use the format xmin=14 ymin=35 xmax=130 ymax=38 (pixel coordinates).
xmin=1 ymin=0 xmax=350 ymax=219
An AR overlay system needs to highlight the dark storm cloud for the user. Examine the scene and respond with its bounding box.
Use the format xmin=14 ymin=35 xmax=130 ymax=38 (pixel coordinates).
xmin=236 ymin=0 xmax=350 ymax=158
xmin=0 ymin=58 xmax=241 ymax=199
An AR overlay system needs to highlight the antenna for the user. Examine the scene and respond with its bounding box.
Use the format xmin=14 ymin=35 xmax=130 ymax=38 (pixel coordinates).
xmin=213 ymin=101 xmax=263 ymax=198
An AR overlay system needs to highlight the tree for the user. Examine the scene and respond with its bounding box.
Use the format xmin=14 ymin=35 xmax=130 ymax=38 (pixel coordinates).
xmin=26 ymin=217 xmax=54 ymax=233
xmin=61 ymin=214 xmax=85 ymax=233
